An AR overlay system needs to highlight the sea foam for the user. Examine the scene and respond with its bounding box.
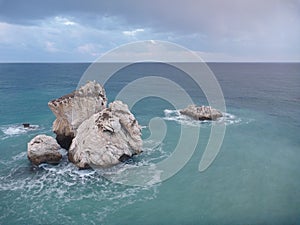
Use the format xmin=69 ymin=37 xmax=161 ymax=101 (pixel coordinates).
xmin=0 ymin=124 xmax=40 ymax=139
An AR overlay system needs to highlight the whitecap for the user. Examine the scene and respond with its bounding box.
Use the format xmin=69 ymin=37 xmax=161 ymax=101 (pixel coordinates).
xmin=217 ymin=112 xmax=242 ymax=125
xmin=0 ymin=124 xmax=40 ymax=138
xmin=2 ymin=126 xmax=27 ymax=135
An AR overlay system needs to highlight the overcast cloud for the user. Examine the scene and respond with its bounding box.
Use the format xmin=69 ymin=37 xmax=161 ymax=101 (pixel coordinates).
xmin=0 ymin=0 xmax=299 ymax=62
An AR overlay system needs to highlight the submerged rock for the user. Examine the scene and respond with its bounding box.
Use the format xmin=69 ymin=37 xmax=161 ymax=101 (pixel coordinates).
xmin=48 ymin=81 xmax=107 ymax=149
xmin=180 ymin=105 xmax=222 ymax=120
xmin=68 ymin=100 xmax=143 ymax=169
xmin=27 ymin=135 xmax=62 ymax=165
xmin=22 ymin=123 xmax=30 ymax=128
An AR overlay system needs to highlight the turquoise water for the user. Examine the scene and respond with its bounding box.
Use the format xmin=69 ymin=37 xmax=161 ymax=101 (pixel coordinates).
xmin=0 ymin=63 xmax=299 ymax=224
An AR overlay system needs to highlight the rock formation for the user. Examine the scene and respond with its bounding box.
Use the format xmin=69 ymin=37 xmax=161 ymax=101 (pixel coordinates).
xmin=48 ymin=81 xmax=107 ymax=149
xmin=68 ymin=100 xmax=143 ymax=169
xmin=180 ymin=105 xmax=222 ymax=120
xmin=27 ymin=81 xmax=143 ymax=169
xmin=27 ymin=135 xmax=62 ymax=165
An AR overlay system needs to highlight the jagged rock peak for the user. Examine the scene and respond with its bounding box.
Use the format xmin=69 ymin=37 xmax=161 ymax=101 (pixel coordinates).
xmin=48 ymin=81 xmax=107 ymax=149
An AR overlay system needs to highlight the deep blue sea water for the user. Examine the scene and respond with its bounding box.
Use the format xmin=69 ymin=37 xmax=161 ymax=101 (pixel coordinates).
xmin=0 ymin=63 xmax=299 ymax=224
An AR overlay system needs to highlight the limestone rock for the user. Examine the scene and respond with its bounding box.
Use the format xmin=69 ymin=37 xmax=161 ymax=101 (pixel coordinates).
xmin=27 ymin=134 xmax=62 ymax=165
xmin=48 ymin=81 xmax=107 ymax=149
xmin=180 ymin=105 xmax=222 ymax=120
xmin=68 ymin=100 xmax=143 ymax=169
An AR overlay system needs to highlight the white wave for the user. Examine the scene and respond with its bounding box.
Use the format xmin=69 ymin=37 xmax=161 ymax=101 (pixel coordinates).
xmin=163 ymin=109 xmax=245 ymax=126
xmin=0 ymin=125 xmax=165 ymax=223
xmin=142 ymin=140 xmax=169 ymax=163
xmin=0 ymin=158 xmax=159 ymax=223
xmin=0 ymin=124 xmax=40 ymax=137
xmin=217 ymin=112 xmax=242 ymax=125
xmin=95 ymin=163 xmax=163 ymax=187
xmin=12 ymin=152 xmax=27 ymax=161
xmin=0 ymin=138 xmax=166 ymax=191
xmin=0 ymin=126 xmax=168 ymax=223
xmin=92 ymin=140 xmax=169 ymax=186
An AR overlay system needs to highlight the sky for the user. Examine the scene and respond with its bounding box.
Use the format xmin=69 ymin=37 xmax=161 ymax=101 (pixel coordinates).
xmin=0 ymin=0 xmax=299 ymax=62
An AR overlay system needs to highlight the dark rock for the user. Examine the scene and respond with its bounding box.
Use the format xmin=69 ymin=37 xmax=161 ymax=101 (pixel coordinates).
xmin=119 ymin=154 xmax=131 ymax=162
xmin=23 ymin=123 xmax=30 ymax=128
xmin=55 ymin=134 xmax=74 ymax=150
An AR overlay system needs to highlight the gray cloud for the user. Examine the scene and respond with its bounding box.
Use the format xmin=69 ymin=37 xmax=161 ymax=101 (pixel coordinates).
xmin=0 ymin=0 xmax=299 ymax=61
xmin=1 ymin=0 xmax=299 ymax=32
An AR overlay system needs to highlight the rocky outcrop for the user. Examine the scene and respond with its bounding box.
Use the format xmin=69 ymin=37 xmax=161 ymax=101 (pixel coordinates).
xmin=180 ymin=105 xmax=222 ymax=120
xmin=68 ymin=101 xmax=143 ymax=169
xmin=27 ymin=81 xmax=143 ymax=169
xmin=48 ymin=81 xmax=107 ymax=149
xmin=27 ymin=135 xmax=62 ymax=165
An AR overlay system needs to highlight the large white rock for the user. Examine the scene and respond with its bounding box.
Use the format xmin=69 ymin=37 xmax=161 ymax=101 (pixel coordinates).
xmin=48 ymin=81 xmax=107 ymax=149
xmin=180 ymin=105 xmax=222 ymax=120
xmin=68 ymin=101 xmax=143 ymax=169
xmin=27 ymin=134 xmax=62 ymax=165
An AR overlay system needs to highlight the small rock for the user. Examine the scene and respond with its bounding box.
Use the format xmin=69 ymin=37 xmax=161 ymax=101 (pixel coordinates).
xmin=180 ymin=105 xmax=222 ymax=120
xmin=27 ymin=135 xmax=62 ymax=165
xmin=23 ymin=123 xmax=30 ymax=128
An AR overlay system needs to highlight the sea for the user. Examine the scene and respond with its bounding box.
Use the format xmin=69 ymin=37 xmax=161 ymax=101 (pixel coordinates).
xmin=0 ymin=63 xmax=299 ymax=225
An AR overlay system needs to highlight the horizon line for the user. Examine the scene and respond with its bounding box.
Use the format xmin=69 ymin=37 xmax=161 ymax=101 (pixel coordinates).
xmin=0 ymin=61 xmax=299 ymax=64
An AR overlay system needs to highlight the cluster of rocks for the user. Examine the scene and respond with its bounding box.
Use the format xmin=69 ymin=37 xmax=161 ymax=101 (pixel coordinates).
xmin=27 ymin=81 xmax=143 ymax=169
xmin=27 ymin=80 xmax=223 ymax=169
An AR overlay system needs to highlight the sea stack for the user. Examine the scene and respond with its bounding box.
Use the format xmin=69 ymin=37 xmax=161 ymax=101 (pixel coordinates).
xmin=180 ymin=105 xmax=223 ymax=120
xmin=27 ymin=81 xmax=143 ymax=169
xmin=48 ymin=81 xmax=107 ymax=149
xmin=68 ymin=100 xmax=143 ymax=169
